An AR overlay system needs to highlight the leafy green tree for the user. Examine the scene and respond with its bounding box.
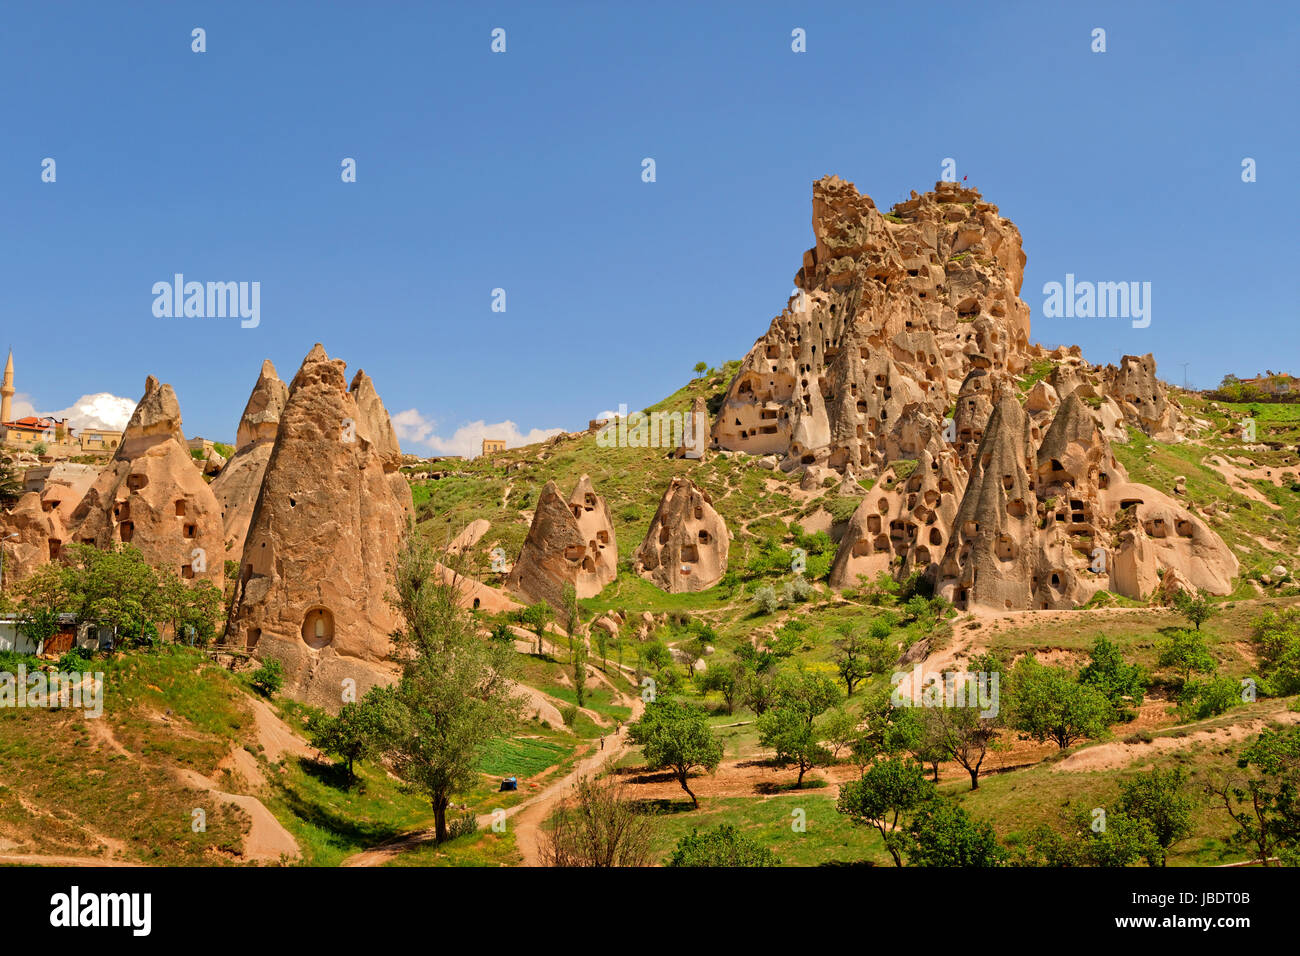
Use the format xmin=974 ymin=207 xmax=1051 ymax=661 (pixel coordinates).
xmin=692 ymin=362 xmax=708 ymax=378
xmin=1016 ymin=806 xmax=1157 ymax=867
xmin=1177 ymin=674 xmax=1241 ymax=720
xmin=1078 ymin=635 xmax=1146 ymax=720
xmin=1007 ymin=655 xmax=1112 ymax=749
xmin=520 ymin=601 xmax=553 ymax=656
xmin=573 ymin=635 xmax=588 ymax=709
xmin=927 ymin=692 xmax=1003 ymax=790
xmin=837 ymin=757 xmax=934 ymax=866
xmin=740 ymin=665 xmax=777 ymax=716
xmin=817 ymin=706 xmax=860 ymax=760
xmin=1252 ymin=607 xmax=1300 ymax=695
xmin=1207 ymin=726 xmax=1300 ymax=866
xmin=628 ymin=699 xmax=722 ymax=809
xmin=378 ymin=542 xmax=522 ymax=842
xmin=1118 ymin=767 xmax=1194 ymax=866
xmin=1157 ymin=628 xmax=1217 ymax=686
xmin=667 ymin=824 xmax=780 ymax=867
xmin=0 ymin=457 xmax=23 ymax=507
xmin=906 ymin=796 xmax=1006 ymax=866
xmin=756 ymin=667 xmax=841 ymax=786
xmin=310 ymin=693 xmax=387 ymax=783
xmin=560 ymin=583 xmax=578 ymax=659
xmin=698 ymin=662 xmax=742 ymax=715
xmin=250 ymin=658 xmax=284 ymax=697
xmin=1172 ymin=589 xmax=1216 ymax=631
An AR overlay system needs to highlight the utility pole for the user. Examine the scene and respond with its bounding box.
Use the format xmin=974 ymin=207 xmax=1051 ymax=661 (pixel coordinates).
xmin=1180 ymin=363 xmax=1191 ymax=391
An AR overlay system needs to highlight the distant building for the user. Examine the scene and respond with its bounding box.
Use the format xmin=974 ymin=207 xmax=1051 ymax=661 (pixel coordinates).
xmin=1242 ymin=372 xmax=1298 ymax=396
xmin=481 ymin=438 xmax=506 ymax=456
xmin=79 ymin=428 xmax=121 ymax=452
xmin=0 ymin=415 xmax=64 ymax=447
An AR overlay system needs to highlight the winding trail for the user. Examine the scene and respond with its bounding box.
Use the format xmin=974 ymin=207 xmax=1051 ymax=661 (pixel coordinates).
xmin=341 ymin=671 xmax=644 ymax=868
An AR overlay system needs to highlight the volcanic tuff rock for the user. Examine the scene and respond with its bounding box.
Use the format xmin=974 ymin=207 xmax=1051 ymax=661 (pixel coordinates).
xmin=225 ymin=344 xmax=413 ymax=711
xmin=929 ymin=390 xmax=1236 ymax=610
xmin=210 ymin=360 xmax=289 ymax=557
xmin=0 ymin=462 xmax=98 ymax=585
xmin=632 ymin=477 xmax=729 ymax=593
xmin=713 ymin=176 xmax=1218 ymax=608
xmin=505 ymin=474 xmax=617 ymax=613
xmin=66 ymin=376 xmax=224 ymax=586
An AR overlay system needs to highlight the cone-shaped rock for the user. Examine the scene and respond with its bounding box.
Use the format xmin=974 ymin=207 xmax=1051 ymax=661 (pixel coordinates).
xmin=66 ymin=377 xmax=224 ymax=585
xmin=0 ymin=463 xmax=98 ymax=585
xmin=633 ymin=477 xmax=728 ymax=592
xmin=505 ymin=474 xmax=617 ymax=612
xmin=210 ymin=360 xmax=289 ymax=557
xmin=226 ymin=344 xmax=413 ymax=710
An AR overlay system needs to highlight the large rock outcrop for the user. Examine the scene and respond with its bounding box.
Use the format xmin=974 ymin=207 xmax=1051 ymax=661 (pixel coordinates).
xmin=929 ymin=390 xmax=1236 ymax=610
xmin=225 ymin=344 xmax=413 ymax=711
xmin=632 ymin=477 xmax=729 ymax=592
xmin=65 ymin=377 xmax=224 ymax=586
xmin=0 ymin=462 xmax=98 ymax=585
xmin=210 ymin=360 xmax=289 ymax=557
xmin=717 ymin=176 xmax=1224 ymax=608
xmin=505 ymin=474 xmax=617 ymax=612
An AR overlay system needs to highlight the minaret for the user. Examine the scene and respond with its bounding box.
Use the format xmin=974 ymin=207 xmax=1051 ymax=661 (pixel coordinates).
xmin=0 ymin=349 xmax=13 ymax=423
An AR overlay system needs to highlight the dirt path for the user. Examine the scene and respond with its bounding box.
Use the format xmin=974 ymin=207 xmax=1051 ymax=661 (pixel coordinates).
xmin=342 ymin=682 xmax=645 ymax=868
xmin=0 ymin=853 xmax=144 ymax=867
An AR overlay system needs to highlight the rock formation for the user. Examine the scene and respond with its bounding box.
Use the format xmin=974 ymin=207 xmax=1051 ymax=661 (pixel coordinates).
xmin=715 ymin=176 xmax=1226 ymax=608
xmin=930 ymin=391 xmax=1236 ymax=610
xmin=210 ymin=360 xmax=289 ymax=557
xmin=65 ymin=376 xmax=224 ymax=586
xmin=632 ymin=477 xmax=729 ymax=592
xmin=0 ymin=462 xmax=98 ymax=585
xmin=225 ymin=344 xmax=413 ymax=711
xmin=505 ymin=474 xmax=617 ymax=612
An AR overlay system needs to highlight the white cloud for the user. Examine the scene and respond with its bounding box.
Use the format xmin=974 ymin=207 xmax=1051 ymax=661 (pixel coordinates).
xmin=43 ymin=393 xmax=136 ymax=433
xmin=8 ymin=392 xmax=38 ymax=420
xmin=391 ymin=408 xmax=563 ymax=458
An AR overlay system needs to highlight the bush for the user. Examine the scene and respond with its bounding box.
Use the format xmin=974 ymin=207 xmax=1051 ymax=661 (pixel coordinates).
xmin=57 ymin=648 xmax=91 ymax=671
xmin=666 ymin=824 xmax=780 ymax=867
xmin=754 ymin=585 xmax=780 ymax=615
xmin=250 ymin=658 xmax=284 ymax=697
xmin=560 ymin=705 xmax=579 ymax=727
xmin=446 ymin=813 xmax=478 ymax=841
xmin=1177 ymin=675 xmax=1241 ymax=720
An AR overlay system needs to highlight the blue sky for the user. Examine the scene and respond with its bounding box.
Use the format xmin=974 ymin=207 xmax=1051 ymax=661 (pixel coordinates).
xmin=2 ymin=1 xmax=1295 ymax=452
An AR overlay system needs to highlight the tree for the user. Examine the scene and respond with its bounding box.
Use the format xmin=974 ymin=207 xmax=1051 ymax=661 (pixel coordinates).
xmin=250 ymin=658 xmax=283 ymax=697
xmin=1207 ymin=726 xmax=1300 ymax=866
xmin=756 ymin=667 xmax=841 ymax=786
xmin=0 ymin=457 xmax=23 ymax=507
xmin=927 ymin=691 xmax=1002 ymax=790
xmin=740 ymin=666 xmax=777 ymax=716
xmin=541 ymin=776 xmax=656 ymax=867
xmin=692 ymin=362 xmax=708 ymax=378
xmin=560 ymin=583 xmax=578 ymax=658
xmin=1118 ymin=767 xmax=1194 ymax=866
xmin=628 ymin=699 xmax=722 ymax=808
xmin=667 ymin=824 xmax=780 ymax=867
xmin=1007 ymin=656 xmax=1112 ymax=749
xmin=1252 ymin=606 xmax=1300 ymax=696
xmin=573 ymin=638 xmax=588 ymax=709
xmin=310 ymin=692 xmax=387 ymax=783
xmin=378 ymin=540 xmax=522 ymax=842
xmin=520 ymin=601 xmax=553 ymax=656
xmin=906 ymin=796 xmax=1006 ymax=866
xmin=1078 ymin=635 xmax=1146 ymax=720
xmin=831 ymin=625 xmax=872 ymax=696
xmin=1157 ymin=628 xmax=1217 ymax=686
xmin=817 ymin=707 xmax=860 ymax=760
xmin=1172 ymin=589 xmax=1216 ymax=632
xmin=837 ymin=757 xmax=934 ymax=866
xmin=698 ymin=662 xmax=742 ymax=715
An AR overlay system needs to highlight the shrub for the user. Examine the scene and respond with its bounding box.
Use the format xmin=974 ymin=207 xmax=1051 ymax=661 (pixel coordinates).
xmin=666 ymin=824 xmax=780 ymax=867
xmin=754 ymin=585 xmax=780 ymax=615
xmin=250 ymin=658 xmax=284 ymax=697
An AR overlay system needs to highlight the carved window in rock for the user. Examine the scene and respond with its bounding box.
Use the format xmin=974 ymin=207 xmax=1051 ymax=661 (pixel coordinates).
xmin=302 ymin=607 xmax=335 ymax=649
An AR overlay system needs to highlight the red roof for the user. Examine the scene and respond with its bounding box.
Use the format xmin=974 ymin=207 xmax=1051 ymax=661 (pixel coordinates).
xmin=2 ymin=416 xmax=60 ymax=430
